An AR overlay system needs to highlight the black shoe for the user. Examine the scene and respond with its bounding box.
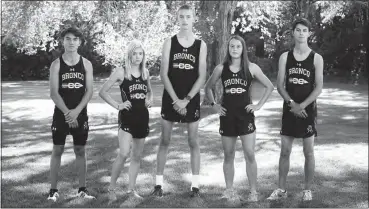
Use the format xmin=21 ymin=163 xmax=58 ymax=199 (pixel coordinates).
xmin=151 ymin=185 xmax=163 ymax=197
xmin=47 ymin=189 xmax=59 ymax=202
xmin=190 ymin=187 xmax=200 ymax=198
xmin=77 ymin=187 xmax=95 ymax=199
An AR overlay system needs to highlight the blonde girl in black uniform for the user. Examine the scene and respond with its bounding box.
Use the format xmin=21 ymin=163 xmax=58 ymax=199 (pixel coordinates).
xmin=99 ymin=40 xmax=153 ymax=206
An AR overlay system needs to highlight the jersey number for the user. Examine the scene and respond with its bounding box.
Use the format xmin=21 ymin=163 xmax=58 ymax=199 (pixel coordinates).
xmin=130 ymin=93 xmax=146 ymax=99
xmin=173 ymin=63 xmax=194 ymax=70
xmin=62 ymin=83 xmax=84 ymax=89
xmin=289 ymin=78 xmax=308 ymax=85
xmin=226 ymin=88 xmax=246 ymax=94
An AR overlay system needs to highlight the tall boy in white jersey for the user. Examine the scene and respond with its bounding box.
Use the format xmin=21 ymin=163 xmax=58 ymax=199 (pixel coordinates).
xmin=267 ymin=18 xmax=324 ymax=202
xmin=151 ymin=4 xmax=207 ymax=198
xmin=47 ymin=27 xmax=95 ymax=201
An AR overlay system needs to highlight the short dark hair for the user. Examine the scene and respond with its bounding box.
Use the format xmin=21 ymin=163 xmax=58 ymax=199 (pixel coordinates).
xmin=292 ymin=18 xmax=312 ymax=31
xmin=60 ymin=27 xmax=84 ymax=40
xmin=178 ymin=4 xmax=195 ymax=14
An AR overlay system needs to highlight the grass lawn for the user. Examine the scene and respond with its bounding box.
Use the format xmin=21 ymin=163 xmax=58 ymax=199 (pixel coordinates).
xmin=1 ymin=79 xmax=368 ymax=208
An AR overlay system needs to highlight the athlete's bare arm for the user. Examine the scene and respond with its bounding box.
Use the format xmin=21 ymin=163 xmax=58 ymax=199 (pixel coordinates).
xmin=160 ymin=38 xmax=179 ymax=102
xmin=277 ymin=52 xmax=307 ymax=118
xmin=49 ymin=58 xmax=70 ymax=114
xmin=276 ymin=52 xmax=292 ymax=101
xmin=65 ymin=58 xmax=94 ymax=122
xmin=99 ymin=68 xmax=131 ymax=110
xmin=187 ymin=40 xmax=207 ymax=98
xmin=299 ymin=53 xmax=324 ymax=109
xmin=145 ymin=69 xmax=154 ymax=107
xmin=204 ymin=64 xmax=223 ymax=104
xmin=246 ymin=63 xmax=274 ymax=112
xmin=204 ymin=64 xmax=227 ymax=116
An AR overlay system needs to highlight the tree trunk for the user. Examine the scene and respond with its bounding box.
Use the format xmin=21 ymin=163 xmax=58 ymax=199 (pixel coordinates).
xmin=197 ymin=1 xmax=237 ymax=104
xmin=212 ymin=1 xmax=238 ymax=103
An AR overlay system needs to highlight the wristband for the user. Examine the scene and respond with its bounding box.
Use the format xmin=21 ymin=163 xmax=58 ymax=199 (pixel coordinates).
xmin=172 ymin=99 xmax=179 ymax=105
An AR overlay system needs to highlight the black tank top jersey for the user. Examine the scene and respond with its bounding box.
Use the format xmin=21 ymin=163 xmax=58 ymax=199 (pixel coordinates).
xmin=285 ymin=50 xmax=316 ymax=103
xmin=165 ymin=35 xmax=202 ymax=99
xmin=120 ymin=75 xmax=148 ymax=109
xmin=221 ymin=63 xmax=253 ymax=111
xmin=56 ymin=56 xmax=87 ymax=115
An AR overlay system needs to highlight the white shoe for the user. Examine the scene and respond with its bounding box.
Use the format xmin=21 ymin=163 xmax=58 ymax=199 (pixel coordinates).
xmin=267 ymin=188 xmax=287 ymax=200
xmin=47 ymin=189 xmax=59 ymax=202
xmin=77 ymin=188 xmax=96 ymax=199
xmin=302 ymin=190 xmax=312 ymax=201
xmin=107 ymin=188 xmax=117 ymax=203
xmin=120 ymin=190 xmax=144 ymax=207
xmin=221 ymin=189 xmax=241 ymax=206
xmin=246 ymin=191 xmax=258 ymax=202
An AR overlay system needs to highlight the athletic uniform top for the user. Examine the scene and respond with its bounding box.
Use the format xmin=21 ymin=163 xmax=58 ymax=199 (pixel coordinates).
xmin=221 ymin=62 xmax=253 ymax=113
xmin=285 ymin=50 xmax=316 ymax=103
xmin=56 ymin=56 xmax=87 ymax=115
xmin=120 ymin=75 xmax=148 ymax=109
xmin=165 ymin=35 xmax=202 ymax=100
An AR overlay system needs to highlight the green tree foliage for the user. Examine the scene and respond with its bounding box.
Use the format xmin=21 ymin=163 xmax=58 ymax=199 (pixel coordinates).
xmin=1 ymin=1 xmax=175 ymax=80
xmin=94 ymin=1 xmax=175 ymax=67
xmin=1 ymin=1 xmax=367 ymax=83
xmin=231 ymin=0 xmax=368 ymax=82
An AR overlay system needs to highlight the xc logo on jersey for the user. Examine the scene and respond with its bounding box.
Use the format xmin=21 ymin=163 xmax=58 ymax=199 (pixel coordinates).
xmin=194 ymin=109 xmax=199 ymax=118
xmin=70 ymin=68 xmax=75 ymax=72
xmin=83 ymin=121 xmax=89 ymax=131
xmin=225 ymin=88 xmax=246 ymax=94
xmin=288 ymin=77 xmax=308 ymax=85
xmin=62 ymin=82 xmax=84 ymax=89
xmin=248 ymin=123 xmax=254 ymax=131
xmin=307 ymin=125 xmax=313 ymax=133
xmin=173 ymin=63 xmax=194 ymax=70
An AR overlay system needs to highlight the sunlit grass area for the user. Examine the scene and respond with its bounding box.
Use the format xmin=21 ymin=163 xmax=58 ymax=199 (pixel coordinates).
xmin=1 ymin=80 xmax=368 ymax=208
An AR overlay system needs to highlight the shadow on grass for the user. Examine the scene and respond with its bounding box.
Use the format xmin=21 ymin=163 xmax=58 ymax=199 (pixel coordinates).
xmin=1 ymin=80 xmax=368 ymax=208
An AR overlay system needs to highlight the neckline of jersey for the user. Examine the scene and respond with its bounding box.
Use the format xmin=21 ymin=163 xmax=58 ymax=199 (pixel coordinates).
xmin=292 ymin=49 xmax=312 ymax=62
xmin=175 ymin=34 xmax=196 ymax=49
xmin=61 ymin=55 xmax=81 ymax=67
xmin=228 ymin=64 xmax=241 ymax=74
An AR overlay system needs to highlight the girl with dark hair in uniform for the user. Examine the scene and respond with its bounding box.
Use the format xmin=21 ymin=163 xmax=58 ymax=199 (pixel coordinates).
xmin=205 ymin=35 xmax=274 ymax=204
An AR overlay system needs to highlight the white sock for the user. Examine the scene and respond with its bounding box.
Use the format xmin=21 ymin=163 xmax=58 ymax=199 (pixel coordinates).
xmin=191 ymin=175 xmax=200 ymax=190
xmin=156 ymin=175 xmax=163 ymax=188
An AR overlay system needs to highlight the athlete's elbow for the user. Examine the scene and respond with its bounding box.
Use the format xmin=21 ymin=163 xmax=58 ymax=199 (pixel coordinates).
xmin=268 ymin=82 xmax=275 ymax=90
xmin=160 ymin=73 xmax=168 ymax=82
xmin=276 ymin=84 xmax=283 ymax=93
xmin=98 ymin=90 xmax=105 ymax=99
xmin=50 ymin=90 xmax=57 ymax=100
xmin=268 ymin=84 xmax=274 ymax=93
xmin=204 ymin=80 xmax=212 ymax=92
xmin=317 ymin=87 xmax=323 ymax=96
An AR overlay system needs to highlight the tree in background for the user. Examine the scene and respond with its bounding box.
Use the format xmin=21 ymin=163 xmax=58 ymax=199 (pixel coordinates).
xmin=1 ymin=1 xmax=175 ymax=79
xmin=1 ymin=1 xmax=367 ymax=84
xmin=231 ymin=0 xmax=368 ymax=84
xmin=195 ymin=1 xmax=238 ymax=103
